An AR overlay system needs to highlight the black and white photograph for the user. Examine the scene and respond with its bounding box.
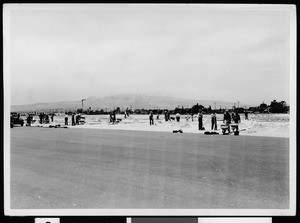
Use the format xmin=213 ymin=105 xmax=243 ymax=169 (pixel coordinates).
xmin=3 ymin=4 xmax=296 ymax=215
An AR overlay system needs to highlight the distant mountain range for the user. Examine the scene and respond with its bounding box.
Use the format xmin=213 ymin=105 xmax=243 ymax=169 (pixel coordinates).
xmin=11 ymin=94 xmax=250 ymax=112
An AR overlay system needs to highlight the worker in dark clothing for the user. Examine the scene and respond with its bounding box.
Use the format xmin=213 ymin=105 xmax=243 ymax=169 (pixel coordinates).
xmin=45 ymin=114 xmax=49 ymax=123
xmin=27 ymin=114 xmax=31 ymax=126
xmin=39 ymin=113 xmax=43 ymax=124
xmin=164 ymin=110 xmax=168 ymax=121
xmin=234 ymin=111 xmax=240 ymax=123
xmin=149 ymin=110 xmax=154 ymax=125
xmin=198 ymin=110 xmax=203 ymax=130
xmin=65 ymin=114 xmax=68 ymax=125
xmin=72 ymin=113 xmax=75 ymax=126
xmin=110 ymin=112 xmax=113 ymax=123
xmin=231 ymin=112 xmax=235 ymax=121
xmin=223 ymin=110 xmax=231 ymax=133
xmin=51 ymin=113 xmax=54 ymax=122
xmin=113 ymin=111 xmax=116 ymax=123
xmin=245 ymin=110 xmax=248 ymax=120
xmin=233 ymin=111 xmax=241 ymax=131
xmin=211 ymin=111 xmax=217 ymax=130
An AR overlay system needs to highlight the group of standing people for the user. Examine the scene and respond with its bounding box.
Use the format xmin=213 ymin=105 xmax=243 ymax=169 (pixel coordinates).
xmin=148 ymin=109 xmax=218 ymax=130
xmin=65 ymin=113 xmax=82 ymax=126
xmin=149 ymin=110 xmax=179 ymax=125
xmin=199 ymin=109 xmax=242 ymax=132
xmin=223 ymin=110 xmax=241 ymax=133
xmin=149 ymin=110 xmax=173 ymax=125
xmin=37 ymin=112 xmax=82 ymax=126
xmin=148 ymin=109 xmax=242 ymax=131
xmin=197 ymin=110 xmax=214 ymax=131
xmin=38 ymin=113 xmax=54 ymax=124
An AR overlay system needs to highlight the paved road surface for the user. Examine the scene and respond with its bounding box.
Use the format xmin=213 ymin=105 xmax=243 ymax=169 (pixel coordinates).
xmin=10 ymin=127 xmax=289 ymax=209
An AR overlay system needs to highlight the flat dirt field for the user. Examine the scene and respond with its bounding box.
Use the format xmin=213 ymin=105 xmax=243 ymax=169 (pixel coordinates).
xmin=10 ymin=127 xmax=289 ymax=209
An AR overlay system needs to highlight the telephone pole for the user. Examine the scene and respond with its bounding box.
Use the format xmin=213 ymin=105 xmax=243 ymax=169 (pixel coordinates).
xmin=82 ymin=99 xmax=86 ymax=110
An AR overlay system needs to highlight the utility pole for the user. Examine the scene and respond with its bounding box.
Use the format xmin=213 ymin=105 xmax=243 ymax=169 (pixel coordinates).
xmin=82 ymin=99 xmax=86 ymax=110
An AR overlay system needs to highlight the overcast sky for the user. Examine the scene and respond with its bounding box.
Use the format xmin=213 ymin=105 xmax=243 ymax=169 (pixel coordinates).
xmin=5 ymin=4 xmax=293 ymax=106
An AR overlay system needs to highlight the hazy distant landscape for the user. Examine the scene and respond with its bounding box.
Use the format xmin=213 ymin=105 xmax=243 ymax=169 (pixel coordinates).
xmin=11 ymin=94 xmax=250 ymax=112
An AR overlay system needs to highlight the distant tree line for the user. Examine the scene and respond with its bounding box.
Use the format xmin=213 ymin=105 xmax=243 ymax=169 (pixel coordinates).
xmin=248 ymin=100 xmax=289 ymax=114
xmin=13 ymin=99 xmax=289 ymax=115
xmin=76 ymin=99 xmax=289 ymax=115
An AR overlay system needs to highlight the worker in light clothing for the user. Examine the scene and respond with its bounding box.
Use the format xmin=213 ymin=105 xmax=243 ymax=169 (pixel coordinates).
xmin=176 ymin=113 xmax=180 ymax=122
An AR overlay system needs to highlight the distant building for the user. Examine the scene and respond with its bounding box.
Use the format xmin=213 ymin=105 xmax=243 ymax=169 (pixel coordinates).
xmin=262 ymin=108 xmax=271 ymax=113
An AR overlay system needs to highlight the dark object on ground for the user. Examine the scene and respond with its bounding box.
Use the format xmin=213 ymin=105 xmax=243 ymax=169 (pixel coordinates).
xmin=10 ymin=112 xmax=24 ymax=127
xmin=79 ymin=116 xmax=86 ymax=125
xmin=221 ymin=124 xmax=230 ymax=134
xmin=173 ymin=129 xmax=183 ymax=133
xmin=204 ymin=131 xmax=219 ymax=135
xmin=170 ymin=117 xmax=175 ymax=120
xmin=221 ymin=124 xmax=240 ymax=135
xmin=49 ymin=124 xmax=65 ymax=128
